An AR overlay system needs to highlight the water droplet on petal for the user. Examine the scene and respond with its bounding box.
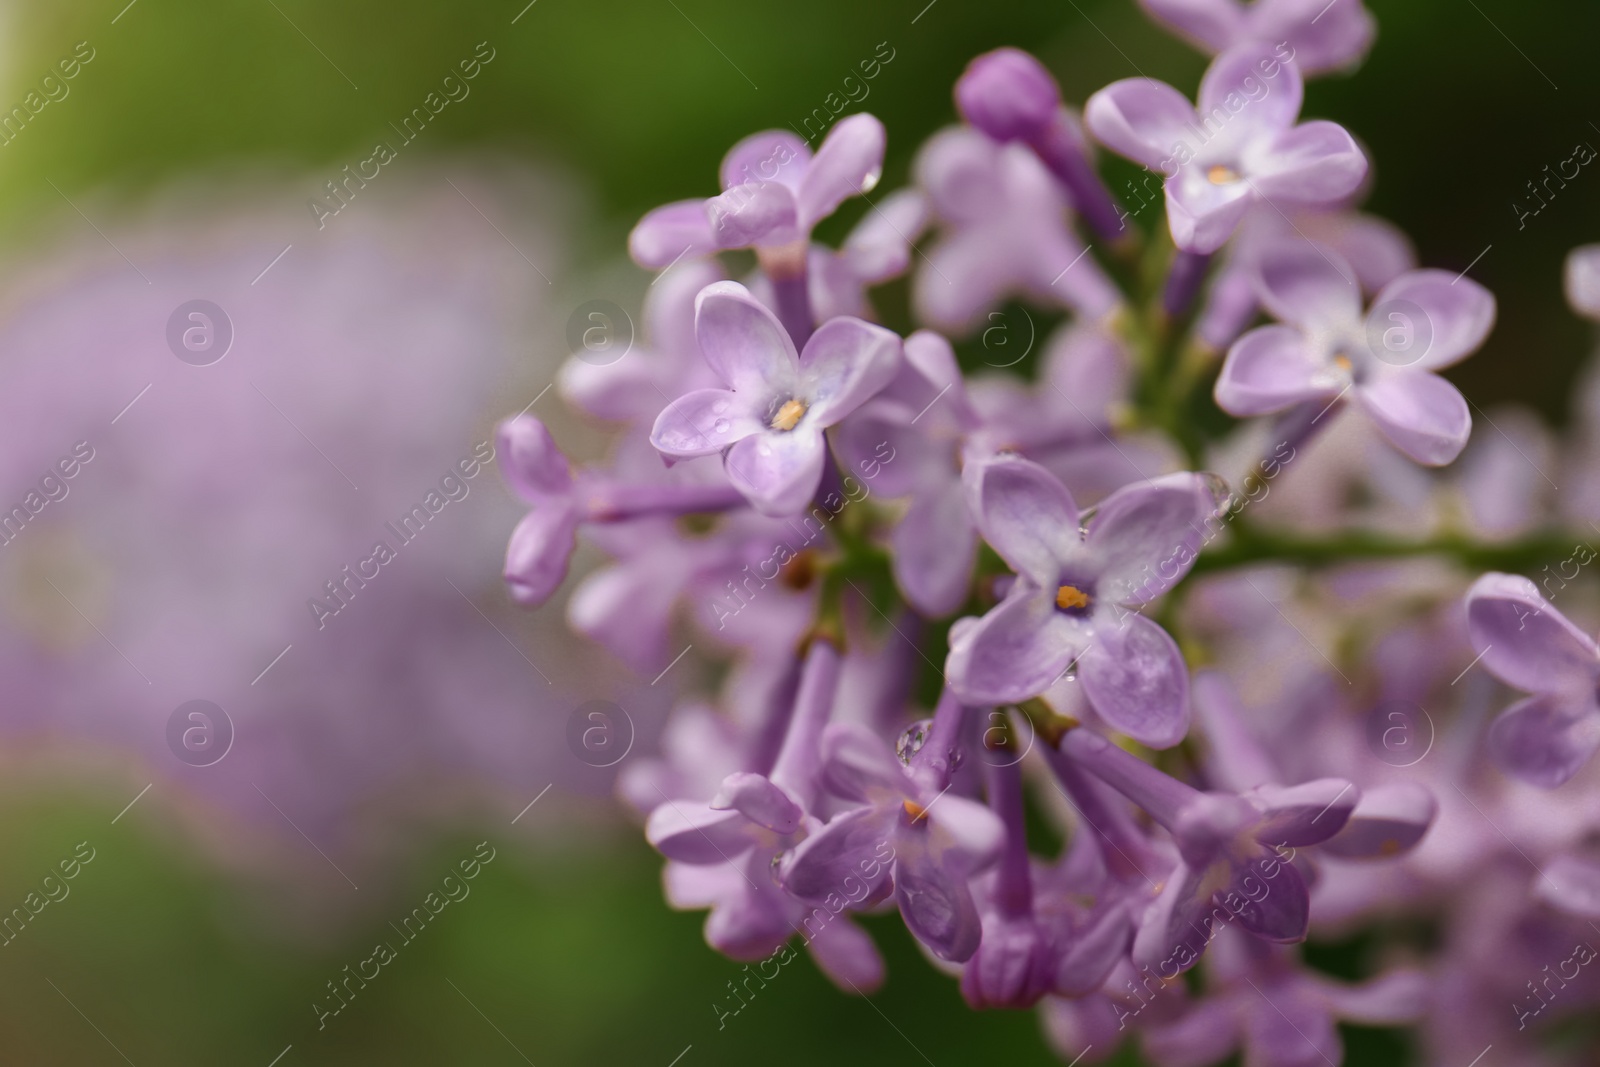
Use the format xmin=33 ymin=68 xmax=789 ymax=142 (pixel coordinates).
xmin=896 ymin=719 xmax=932 ymax=765
xmin=714 ymin=418 xmax=730 ymax=434
xmin=1199 ymin=472 xmax=1235 ymax=517
xmin=712 ymin=399 xmax=730 ymax=415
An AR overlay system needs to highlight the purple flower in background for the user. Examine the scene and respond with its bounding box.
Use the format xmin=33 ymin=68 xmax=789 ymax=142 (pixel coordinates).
xmin=1215 ymin=239 xmax=1495 ymax=465
xmin=912 ymin=125 xmax=1121 ymax=331
xmin=1466 ymin=572 xmax=1600 ymax=787
xmin=650 ymin=281 xmax=901 ymax=516
xmin=1138 ymin=0 xmax=1377 ymax=76
xmin=1566 ymin=243 xmax=1600 ymax=320
xmin=629 ymin=114 xmax=887 ymax=269
xmin=1061 ymin=729 xmax=1358 ymax=974
xmin=1086 ymin=42 xmax=1367 ymax=253
xmin=834 ymin=330 xmax=985 ymax=616
xmin=946 ymin=455 xmax=1215 ymax=747
xmin=1142 ymin=932 xmax=1426 ymax=1067
xmin=559 ymin=258 xmax=723 ymax=423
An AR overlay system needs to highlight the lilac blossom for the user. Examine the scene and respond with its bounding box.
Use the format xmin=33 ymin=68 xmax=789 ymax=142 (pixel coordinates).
xmin=1466 ymin=572 xmax=1600 ymax=787
xmin=912 ymin=125 xmax=1121 ymax=332
xmin=649 ymin=280 xmax=900 ymax=516
xmin=1138 ymin=0 xmax=1377 ymax=76
xmin=1085 ymin=42 xmax=1367 ymax=253
xmin=1215 ymin=238 xmax=1495 ymax=465
xmin=946 ymin=455 xmax=1217 ymax=747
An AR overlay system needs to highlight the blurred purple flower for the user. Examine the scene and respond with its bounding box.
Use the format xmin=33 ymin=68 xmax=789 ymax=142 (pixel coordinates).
xmin=1086 ymin=43 xmax=1367 ymax=253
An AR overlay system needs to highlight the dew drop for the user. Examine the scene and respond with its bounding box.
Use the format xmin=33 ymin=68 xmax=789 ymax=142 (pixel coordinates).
xmin=1199 ymin=472 xmax=1235 ymax=517
xmin=714 ymin=418 xmax=730 ymax=434
xmin=896 ymin=719 xmax=932 ymax=765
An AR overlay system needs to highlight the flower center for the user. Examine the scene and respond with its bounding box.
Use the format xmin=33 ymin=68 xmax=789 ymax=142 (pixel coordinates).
xmin=1207 ymin=164 xmax=1241 ymax=185
xmin=901 ymin=799 xmax=929 ymax=823
xmin=770 ymin=398 xmax=807 ymax=431
xmin=1056 ymin=584 xmax=1093 ymax=613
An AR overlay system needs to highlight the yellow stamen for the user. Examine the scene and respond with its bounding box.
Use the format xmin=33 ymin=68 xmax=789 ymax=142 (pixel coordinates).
xmin=902 ymin=799 xmax=928 ymax=822
xmin=1207 ymin=164 xmax=1240 ymax=185
xmin=1056 ymin=584 xmax=1092 ymax=611
xmin=1333 ymin=354 xmax=1354 ymax=375
xmin=770 ymin=399 xmax=807 ymax=431
xmin=1379 ymin=839 xmax=1401 ymax=856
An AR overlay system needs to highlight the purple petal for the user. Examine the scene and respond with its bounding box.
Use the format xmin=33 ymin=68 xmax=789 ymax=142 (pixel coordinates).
xmin=805 ymin=916 xmax=887 ymax=994
xmin=706 ymin=182 xmax=798 ymax=249
xmin=1253 ymin=0 xmax=1376 ymax=75
xmin=1254 ymin=239 xmax=1362 ymax=331
xmin=1565 ymin=244 xmax=1600 ymax=320
xmin=1138 ymin=0 xmax=1242 ymax=53
xmin=1320 ymin=782 xmax=1436 ymax=858
xmin=503 ymin=504 xmax=579 ymax=607
xmin=1487 ymin=692 xmax=1600 ymax=788
xmin=1368 ymin=269 xmax=1495 ymax=371
xmin=1085 ymin=77 xmax=1200 ymax=173
xmin=711 ymin=772 xmax=803 ymax=834
xmin=497 ymin=415 xmax=571 ymax=499
xmin=559 ymin=349 xmax=663 ymax=421
xmin=1355 ymin=370 xmax=1471 ymax=466
xmin=1241 ymin=983 xmax=1340 ymax=1067
xmin=1053 ymin=904 xmax=1133 ymax=997
xmin=567 ymin=559 xmax=681 ymax=671
xmin=1165 ymin=169 xmax=1256 ymax=255
xmin=1310 ymin=968 xmax=1428 ymax=1026
xmin=1535 ymin=853 xmax=1600 ymax=919
xmin=947 ymin=588 xmax=1084 ymax=704
xmin=893 ymin=483 xmax=979 ymax=617
xmin=842 ymin=188 xmax=929 ymax=283
xmin=902 ymin=328 xmax=976 ymax=428
xmin=645 ymin=802 xmax=756 ymax=864
xmin=1141 ymin=997 xmax=1242 ymax=1067
xmin=967 ymin=455 xmax=1079 ymax=587
xmin=798 ymin=316 xmax=902 ymax=426
xmin=927 ymin=795 xmax=1007 ymax=869
xmin=694 ymin=280 xmax=801 ymax=392
xmin=797 ymin=113 xmax=886 ymax=231
xmin=724 ymin=429 xmax=828 ymax=517
xmin=819 ymin=721 xmax=909 ymax=803
xmin=1131 ymin=862 xmax=1215 ymax=974
xmin=781 ymin=805 xmax=896 ymax=903
xmin=1079 ymin=613 xmax=1191 ymax=749
xmin=1249 ymin=778 xmax=1358 ymax=847
xmin=1250 ymin=120 xmax=1368 ymax=203
xmin=720 ymin=129 xmax=811 ymax=192
xmin=1088 ymin=473 xmax=1211 ymax=603
xmin=831 ymin=405 xmax=926 ymax=497
xmin=1215 ymin=325 xmax=1338 ymax=416
xmin=1228 ymin=855 xmax=1309 ymax=941
xmin=650 ymin=387 xmax=762 ymax=458
xmin=1197 ymin=42 xmax=1304 ymax=134
xmin=894 ymin=831 xmax=986 ymax=962
xmin=1465 ymin=571 xmax=1600 ymax=693
xmin=629 ymin=199 xmax=716 ymax=269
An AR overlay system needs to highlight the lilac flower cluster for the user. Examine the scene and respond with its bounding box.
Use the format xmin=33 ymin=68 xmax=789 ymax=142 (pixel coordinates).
xmin=498 ymin=2 xmax=1600 ymax=1061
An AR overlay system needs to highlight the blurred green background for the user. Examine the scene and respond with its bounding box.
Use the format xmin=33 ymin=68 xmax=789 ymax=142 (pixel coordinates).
xmin=0 ymin=0 xmax=1593 ymax=1063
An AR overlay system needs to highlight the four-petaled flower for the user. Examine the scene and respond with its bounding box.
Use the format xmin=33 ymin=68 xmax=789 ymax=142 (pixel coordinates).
xmin=650 ymin=281 xmax=901 ymax=516
xmin=1086 ymin=42 xmax=1367 ymax=253
xmin=947 ymin=455 xmax=1216 ymax=747
xmin=1216 ymin=238 xmax=1495 ymax=466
